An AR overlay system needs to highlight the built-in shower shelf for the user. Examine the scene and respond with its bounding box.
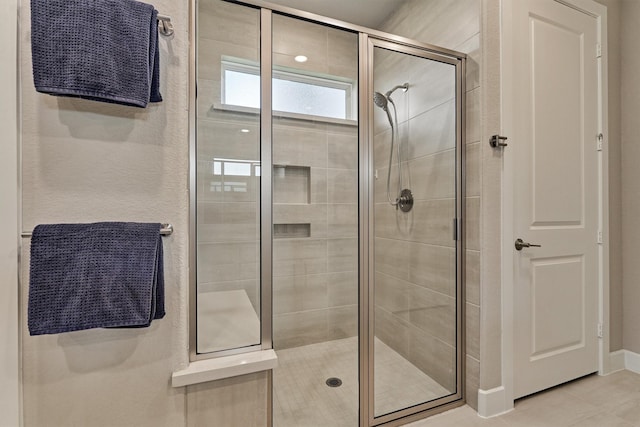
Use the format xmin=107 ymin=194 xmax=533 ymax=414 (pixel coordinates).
xmin=274 ymin=223 xmax=311 ymax=239
xmin=274 ymin=165 xmax=310 ymax=204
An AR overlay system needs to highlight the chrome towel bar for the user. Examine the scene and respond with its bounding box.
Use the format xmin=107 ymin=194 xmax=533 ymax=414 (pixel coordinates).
xmin=21 ymin=223 xmax=174 ymax=238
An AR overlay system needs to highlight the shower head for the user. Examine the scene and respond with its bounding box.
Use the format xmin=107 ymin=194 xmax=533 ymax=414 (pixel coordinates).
xmin=373 ymin=91 xmax=388 ymax=111
xmin=385 ymin=82 xmax=409 ymax=98
xmin=373 ymin=91 xmax=393 ymax=128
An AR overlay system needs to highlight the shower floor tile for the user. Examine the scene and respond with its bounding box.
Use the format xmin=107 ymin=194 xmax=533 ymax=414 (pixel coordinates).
xmin=273 ymin=336 xmax=450 ymax=427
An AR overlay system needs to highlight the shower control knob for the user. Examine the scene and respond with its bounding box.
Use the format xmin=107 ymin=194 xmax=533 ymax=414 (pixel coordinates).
xmin=515 ymin=238 xmax=541 ymax=251
xmin=397 ymin=189 xmax=414 ymax=213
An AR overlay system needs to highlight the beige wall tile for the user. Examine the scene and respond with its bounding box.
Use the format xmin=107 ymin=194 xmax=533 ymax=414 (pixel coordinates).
xmin=274 ymin=165 xmax=311 ymax=204
xmin=197 ymin=202 xmax=259 ymax=243
xmin=375 ymin=272 xmax=411 ymax=321
xmin=328 ymin=133 xmax=358 ymax=170
xmin=327 ymin=237 xmax=358 ymax=273
xmin=199 ymin=0 xmax=259 ymax=49
xmin=273 ymin=203 xmax=328 ymax=239
xmin=408 ymin=242 xmax=456 ymax=297
xmin=409 ymin=286 xmax=456 ymax=346
xmin=466 ymin=87 xmax=480 ymax=144
xmin=466 ymin=302 xmax=480 ymax=360
xmin=375 ymin=307 xmax=410 ymax=359
xmin=466 ymin=142 xmax=481 ymax=197
xmin=273 ymin=310 xmax=327 ymax=349
xmin=197 ymin=242 xmax=258 ymax=283
xmin=408 ymin=149 xmax=456 ymax=201
xmin=273 ymin=15 xmax=328 ymax=74
xmin=407 ymin=100 xmax=456 ymax=160
xmin=375 ymin=237 xmax=410 ymax=281
xmin=197 ymin=119 xmax=260 ymax=163
xmin=328 ymin=169 xmax=358 ymax=204
xmin=410 ymin=199 xmax=456 ymax=246
xmin=465 ymin=249 xmax=480 ymax=305
xmin=327 ymin=29 xmax=359 ymax=80
xmin=273 ymin=239 xmax=327 ymax=277
xmin=407 ymin=62 xmax=456 ymax=121
xmin=273 ymin=127 xmax=328 ymax=168
xmin=327 ymin=271 xmax=358 ymax=307
xmin=408 ymin=326 xmax=456 ymax=392
xmin=327 ymin=305 xmax=358 ymax=340
xmin=466 ymin=355 xmax=480 ymax=411
xmin=327 ymin=204 xmax=358 ymax=238
xmin=273 ymin=274 xmax=329 ymax=315
xmin=374 ymin=202 xmax=413 ymax=240
xmin=466 ymin=197 xmax=480 ymax=251
xmin=310 ymin=167 xmax=329 ymax=204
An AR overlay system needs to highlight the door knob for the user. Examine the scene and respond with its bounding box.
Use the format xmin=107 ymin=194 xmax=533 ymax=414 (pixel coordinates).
xmin=515 ymin=238 xmax=541 ymax=251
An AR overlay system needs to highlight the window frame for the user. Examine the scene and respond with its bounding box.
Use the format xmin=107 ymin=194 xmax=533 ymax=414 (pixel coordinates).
xmin=220 ymin=58 xmax=356 ymax=121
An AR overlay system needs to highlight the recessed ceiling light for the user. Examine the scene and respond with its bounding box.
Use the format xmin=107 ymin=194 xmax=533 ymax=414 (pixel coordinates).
xmin=240 ymin=129 xmax=250 ymax=133
xmin=294 ymin=55 xmax=308 ymax=63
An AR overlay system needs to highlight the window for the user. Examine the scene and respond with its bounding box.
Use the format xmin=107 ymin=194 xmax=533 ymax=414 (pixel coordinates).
xmin=221 ymin=59 xmax=355 ymax=120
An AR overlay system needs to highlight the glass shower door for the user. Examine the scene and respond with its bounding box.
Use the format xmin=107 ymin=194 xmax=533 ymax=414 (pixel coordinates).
xmin=369 ymin=40 xmax=463 ymax=422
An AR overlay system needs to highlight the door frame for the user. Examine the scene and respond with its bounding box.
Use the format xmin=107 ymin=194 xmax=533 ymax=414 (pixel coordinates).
xmin=501 ymin=0 xmax=610 ymax=412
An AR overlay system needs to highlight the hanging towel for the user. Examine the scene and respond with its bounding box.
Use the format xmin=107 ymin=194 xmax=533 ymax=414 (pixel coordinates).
xmin=30 ymin=0 xmax=162 ymax=108
xmin=28 ymin=222 xmax=165 ymax=336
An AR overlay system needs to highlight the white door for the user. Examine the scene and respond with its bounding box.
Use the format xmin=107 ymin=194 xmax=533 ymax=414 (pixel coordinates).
xmin=511 ymin=0 xmax=600 ymax=399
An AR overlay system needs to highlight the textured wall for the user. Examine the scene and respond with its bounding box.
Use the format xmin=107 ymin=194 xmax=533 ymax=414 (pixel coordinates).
xmin=0 ymin=0 xmax=19 ymax=424
xmin=20 ymin=0 xmax=190 ymax=425
xmin=621 ymin=0 xmax=640 ymax=354
xmin=379 ymin=0 xmax=482 ymax=409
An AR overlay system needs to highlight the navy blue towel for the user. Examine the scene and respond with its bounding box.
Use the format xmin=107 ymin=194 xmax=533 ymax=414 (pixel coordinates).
xmin=28 ymin=222 xmax=165 ymax=336
xmin=31 ymin=0 xmax=162 ymax=108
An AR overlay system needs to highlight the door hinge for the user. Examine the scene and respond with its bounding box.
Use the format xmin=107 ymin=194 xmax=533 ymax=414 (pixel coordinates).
xmin=597 ymin=230 xmax=603 ymax=244
xmin=596 ymin=43 xmax=602 ymax=58
xmin=453 ymin=218 xmax=459 ymax=241
xmin=597 ymin=323 xmax=603 ymax=338
xmin=597 ymin=133 xmax=604 ymax=151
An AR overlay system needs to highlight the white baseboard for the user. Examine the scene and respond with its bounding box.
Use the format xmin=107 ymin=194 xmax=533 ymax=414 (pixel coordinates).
xmin=624 ymin=350 xmax=640 ymax=374
xmin=609 ymin=350 xmax=626 ymax=373
xmin=477 ymin=386 xmax=513 ymax=418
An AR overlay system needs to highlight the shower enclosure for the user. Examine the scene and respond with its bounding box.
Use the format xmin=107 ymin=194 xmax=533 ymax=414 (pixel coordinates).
xmin=192 ymin=1 xmax=465 ymax=425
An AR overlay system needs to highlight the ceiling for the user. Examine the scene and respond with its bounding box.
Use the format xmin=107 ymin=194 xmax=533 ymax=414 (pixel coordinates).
xmin=265 ymin=0 xmax=405 ymax=29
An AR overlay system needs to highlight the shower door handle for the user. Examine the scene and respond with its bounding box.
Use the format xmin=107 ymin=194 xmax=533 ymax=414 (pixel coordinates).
xmin=515 ymin=238 xmax=541 ymax=251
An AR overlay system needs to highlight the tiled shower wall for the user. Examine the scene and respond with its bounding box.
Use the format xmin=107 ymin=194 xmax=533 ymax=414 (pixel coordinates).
xmin=372 ymin=51 xmax=458 ymax=392
xmin=271 ymin=15 xmax=359 ymax=349
xmin=380 ymin=0 xmax=482 ymax=409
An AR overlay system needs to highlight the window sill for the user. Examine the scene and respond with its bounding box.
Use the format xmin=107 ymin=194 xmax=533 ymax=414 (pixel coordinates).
xmin=211 ymin=103 xmax=358 ymax=127
xmin=171 ymin=349 xmax=278 ymax=387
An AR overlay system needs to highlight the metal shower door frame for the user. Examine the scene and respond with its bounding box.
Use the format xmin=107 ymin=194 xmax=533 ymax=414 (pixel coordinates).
xmin=359 ymin=35 xmax=466 ymax=427
xmin=190 ymin=1 xmax=467 ymax=425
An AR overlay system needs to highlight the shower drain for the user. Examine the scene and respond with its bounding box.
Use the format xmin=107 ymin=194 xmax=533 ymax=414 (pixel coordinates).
xmin=326 ymin=377 xmax=342 ymax=388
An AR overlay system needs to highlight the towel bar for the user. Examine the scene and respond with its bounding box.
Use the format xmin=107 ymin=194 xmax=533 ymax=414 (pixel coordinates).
xmin=21 ymin=223 xmax=174 ymax=238
xmin=157 ymin=14 xmax=174 ymax=37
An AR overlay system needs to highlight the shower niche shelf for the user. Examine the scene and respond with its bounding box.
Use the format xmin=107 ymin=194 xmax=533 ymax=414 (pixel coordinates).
xmin=274 ymin=223 xmax=311 ymax=239
xmin=274 ymin=165 xmax=310 ymax=204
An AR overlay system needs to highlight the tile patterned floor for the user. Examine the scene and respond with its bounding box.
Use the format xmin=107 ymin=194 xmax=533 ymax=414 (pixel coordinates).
xmin=407 ymin=370 xmax=640 ymax=427
xmin=273 ymin=336 xmax=450 ymax=426
xmin=274 ymin=339 xmax=640 ymax=427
